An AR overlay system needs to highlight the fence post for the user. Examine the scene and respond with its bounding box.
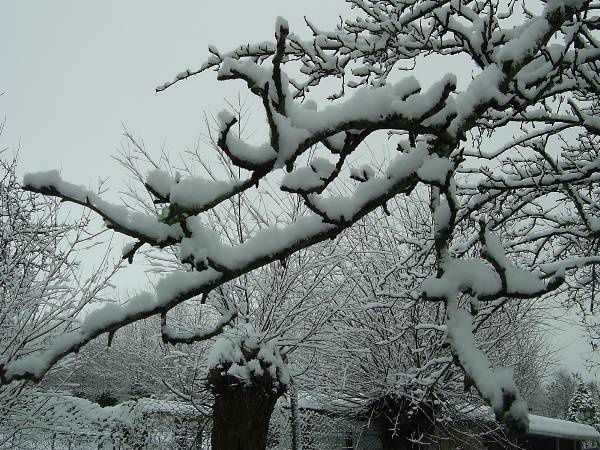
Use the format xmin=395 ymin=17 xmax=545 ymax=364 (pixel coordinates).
xmin=289 ymin=376 xmax=302 ymax=450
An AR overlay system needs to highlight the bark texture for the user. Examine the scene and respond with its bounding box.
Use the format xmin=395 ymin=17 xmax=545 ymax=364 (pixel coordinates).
xmin=210 ymin=380 xmax=280 ymax=450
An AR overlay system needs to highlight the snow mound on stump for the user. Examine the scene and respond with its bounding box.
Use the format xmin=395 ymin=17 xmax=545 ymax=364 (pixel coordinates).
xmin=207 ymin=328 xmax=289 ymax=393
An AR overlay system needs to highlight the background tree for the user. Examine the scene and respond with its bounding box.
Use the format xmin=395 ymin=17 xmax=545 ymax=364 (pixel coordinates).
xmin=567 ymin=375 xmax=600 ymax=431
xmin=67 ymin=315 xmax=181 ymax=404
xmin=544 ymin=369 xmax=579 ymax=419
xmin=0 ymin=150 xmax=118 ymax=445
xmin=296 ymin=190 xmax=554 ymax=449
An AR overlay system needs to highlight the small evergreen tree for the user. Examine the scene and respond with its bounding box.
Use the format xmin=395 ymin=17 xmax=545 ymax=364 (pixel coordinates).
xmin=567 ymin=376 xmax=600 ymax=430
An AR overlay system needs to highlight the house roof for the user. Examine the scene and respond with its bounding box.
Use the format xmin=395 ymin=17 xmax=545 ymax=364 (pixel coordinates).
xmin=457 ymin=404 xmax=600 ymax=441
xmin=528 ymin=414 xmax=600 ymax=441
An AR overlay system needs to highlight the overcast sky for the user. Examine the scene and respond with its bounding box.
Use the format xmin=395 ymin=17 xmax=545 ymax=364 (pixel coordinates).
xmin=2 ymin=1 xmax=344 ymax=180
xmin=2 ymin=1 xmax=597 ymax=379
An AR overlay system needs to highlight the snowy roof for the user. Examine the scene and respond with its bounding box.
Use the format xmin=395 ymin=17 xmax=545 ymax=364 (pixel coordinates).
xmin=292 ymin=397 xmax=600 ymax=441
xmin=457 ymin=404 xmax=600 ymax=441
xmin=528 ymin=414 xmax=600 ymax=441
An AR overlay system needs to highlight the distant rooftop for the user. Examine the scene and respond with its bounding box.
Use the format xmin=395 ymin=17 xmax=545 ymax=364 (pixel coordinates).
xmin=528 ymin=414 xmax=600 ymax=441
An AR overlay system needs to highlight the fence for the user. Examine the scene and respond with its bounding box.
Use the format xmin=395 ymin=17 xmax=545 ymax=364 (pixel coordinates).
xmin=1 ymin=395 xmax=381 ymax=449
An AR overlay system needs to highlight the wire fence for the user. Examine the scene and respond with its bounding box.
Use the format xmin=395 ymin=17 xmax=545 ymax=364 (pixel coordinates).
xmin=269 ymin=406 xmax=381 ymax=450
xmin=0 ymin=397 xmax=208 ymax=450
xmin=1 ymin=395 xmax=379 ymax=450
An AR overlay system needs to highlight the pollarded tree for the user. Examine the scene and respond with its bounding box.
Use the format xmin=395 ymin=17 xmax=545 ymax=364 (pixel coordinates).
xmin=298 ymin=190 xmax=553 ymax=450
xmin=298 ymin=204 xmax=466 ymax=449
xmin=203 ymin=246 xmax=349 ymax=450
xmin=3 ymin=2 xmax=600 ymax=446
xmin=112 ymin=112 xmax=352 ymax=450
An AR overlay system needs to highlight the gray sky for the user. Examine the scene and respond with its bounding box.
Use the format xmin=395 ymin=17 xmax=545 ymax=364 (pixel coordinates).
xmin=2 ymin=1 xmax=342 ymax=180
xmin=2 ymin=1 xmax=597 ymax=379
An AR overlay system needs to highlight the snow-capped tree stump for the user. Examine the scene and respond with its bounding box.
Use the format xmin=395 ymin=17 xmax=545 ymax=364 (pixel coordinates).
xmin=207 ymin=332 xmax=288 ymax=450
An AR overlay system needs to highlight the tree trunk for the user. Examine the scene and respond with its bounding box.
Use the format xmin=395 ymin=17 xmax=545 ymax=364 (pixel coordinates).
xmin=208 ymin=361 xmax=287 ymax=450
xmin=210 ymin=383 xmax=280 ymax=450
xmin=376 ymin=426 xmax=413 ymax=450
xmin=289 ymin=376 xmax=303 ymax=450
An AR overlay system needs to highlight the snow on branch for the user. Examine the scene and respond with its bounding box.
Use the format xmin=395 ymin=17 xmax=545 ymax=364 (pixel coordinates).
xmin=23 ymin=171 xmax=183 ymax=246
xmin=446 ymin=296 xmax=529 ymax=432
xmin=2 ymin=151 xmax=425 ymax=384
xmin=480 ymin=227 xmax=564 ymax=299
xmin=145 ymin=169 xmax=258 ymax=217
xmin=0 ymin=270 xmax=221 ymax=383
